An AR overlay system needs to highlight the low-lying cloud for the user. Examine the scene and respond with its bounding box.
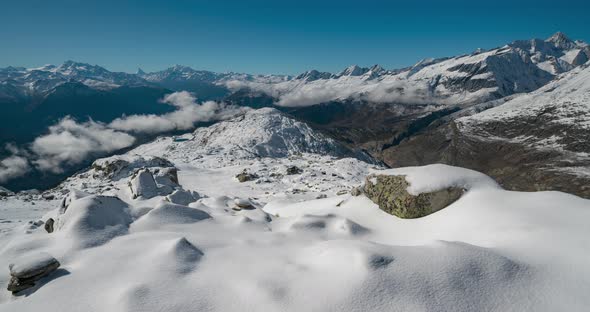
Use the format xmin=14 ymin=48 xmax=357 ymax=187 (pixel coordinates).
xmin=0 ymin=154 xmax=30 ymax=183
xmin=223 ymin=76 xmax=447 ymax=107
xmin=110 ymin=91 xmax=247 ymax=133
xmin=31 ymin=118 xmax=136 ymax=173
xmin=0 ymin=92 xmax=248 ymax=183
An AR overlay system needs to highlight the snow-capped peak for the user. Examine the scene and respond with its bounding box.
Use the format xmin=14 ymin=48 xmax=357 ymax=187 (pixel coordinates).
xmin=546 ymin=31 xmax=578 ymax=50
xmin=337 ymin=65 xmax=369 ymax=77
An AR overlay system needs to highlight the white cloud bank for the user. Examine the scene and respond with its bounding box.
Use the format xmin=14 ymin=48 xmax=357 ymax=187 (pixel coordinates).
xmin=0 ymin=155 xmax=30 ymax=183
xmin=0 ymin=92 xmax=248 ymax=182
xmin=223 ymin=76 xmax=448 ymax=107
xmin=109 ymin=91 xmax=248 ymax=133
xmin=31 ymin=117 xmax=136 ymax=173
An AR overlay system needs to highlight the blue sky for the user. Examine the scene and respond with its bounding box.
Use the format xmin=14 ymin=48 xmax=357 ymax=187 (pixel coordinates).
xmin=1 ymin=0 xmax=589 ymax=75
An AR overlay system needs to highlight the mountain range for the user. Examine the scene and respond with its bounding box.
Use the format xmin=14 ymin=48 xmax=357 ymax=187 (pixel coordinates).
xmin=1 ymin=32 xmax=589 ymax=197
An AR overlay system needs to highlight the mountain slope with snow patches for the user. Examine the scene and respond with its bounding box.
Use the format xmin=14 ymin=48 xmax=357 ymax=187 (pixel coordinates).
xmin=222 ymin=32 xmax=588 ymax=107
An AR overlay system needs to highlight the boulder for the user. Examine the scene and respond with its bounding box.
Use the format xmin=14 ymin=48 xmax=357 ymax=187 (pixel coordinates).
xmin=44 ymin=218 xmax=55 ymax=233
xmin=154 ymin=167 xmax=179 ymax=186
xmin=59 ymin=189 xmax=91 ymax=214
xmin=166 ymin=189 xmax=199 ymax=206
xmin=129 ymin=169 xmax=159 ymax=199
xmin=286 ymin=166 xmax=303 ymax=175
xmin=92 ymin=155 xmax=174 ymax=180
xmin=236 ymin=170 xmax=258 ymax=182
xmin=234 ymin=198 xmax=254 ymax=209
xmin=363 ymin=174 xmax=464 ymax=219
xmin=7 ymin=252 xmax=60 ymax=293
xmin=41 ymin=193 xmax=55 ymax=200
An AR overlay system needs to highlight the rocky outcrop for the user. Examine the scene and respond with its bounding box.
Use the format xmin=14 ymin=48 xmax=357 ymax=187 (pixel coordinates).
xmin=363 ymin=174 xmax=464 ymax=219
xmin=234 ymin=198 xmax=254 ymax=210
xmin=44 ymin=218 xmax=55 ymax=233
xmin=236 ymin=170 xmax=259 ymax=182
xmin=129 ymin=169 xmax=159 ymax=199
xmin=7 ymin=253 xmax=60 ymax=293
xmin=286 ymin=166 xmax=303 ymax=175
xmin=0 ymin=186 xmax=14 ymax=197
xmin=92 ymin=155 xmax=174 ymax=180
xmin=166 ymin=189 xmax=199 ymax=206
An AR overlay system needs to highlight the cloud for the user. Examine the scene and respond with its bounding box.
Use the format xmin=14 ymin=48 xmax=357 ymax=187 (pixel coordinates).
xmin=223 ymin=76 xmax=447 ymax=107
xmin=0 ymin=91 xmax=249 ymax=181
xmin=31 ymin=117 xmax=136 ymax=173
xmin=0 ymin=155 xmax=30 ymax=183
xmin=109 ymin=91 xmax=249 ymax=133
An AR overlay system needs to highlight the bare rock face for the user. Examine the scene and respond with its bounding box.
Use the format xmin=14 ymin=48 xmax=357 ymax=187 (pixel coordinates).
xmin=7 ymin=253 xmax=60 ymax=293
xmin=363 ymin=174 xmax=464 ymax=219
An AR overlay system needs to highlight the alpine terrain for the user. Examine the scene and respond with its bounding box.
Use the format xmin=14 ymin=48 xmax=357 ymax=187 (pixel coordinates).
xmin=0 ymin=30 xmax=589 ymax=312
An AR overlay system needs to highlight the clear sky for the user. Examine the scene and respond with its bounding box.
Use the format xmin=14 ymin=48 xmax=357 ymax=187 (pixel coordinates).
xmin=1 ymin=0 xmax=589 ymax=75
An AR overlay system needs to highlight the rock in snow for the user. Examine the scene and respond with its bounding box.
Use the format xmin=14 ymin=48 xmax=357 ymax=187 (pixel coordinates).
xmin=128 ymin=169 xmax=159 ymax=199
xmin=364 ymin=174 xmax=464 ymax=218
xmin=1 ymin=107 xmax=589 ymax=311
xmin=7 ymin=253 xmax=60 ymax=293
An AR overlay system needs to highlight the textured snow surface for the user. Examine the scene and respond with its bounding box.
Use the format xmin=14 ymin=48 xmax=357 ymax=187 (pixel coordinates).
xmin=1 ymin=163 xmax=589 ymax=311
xmin=1 ymin=108 xmax=589 ymax=311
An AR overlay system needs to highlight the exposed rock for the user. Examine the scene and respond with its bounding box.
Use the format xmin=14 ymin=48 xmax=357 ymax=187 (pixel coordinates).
xmin=286 ymin=166 xmax=303 ymax=175
xmin=92 ymin=155 xmax=174 ymax=180
xmin=154 ymin=167 xmax=179 ymax=186
xmin=0 ymin=186 xmax=14 ymax=197
xmin=59 ymin=189 xmax=91 ymax=214
xmin=166 ymin=189 xmax=199 ymax=206
xmin=236 ymin=170 xmax=259 ymax=182
xmin=7 ymin=276 xmax=35 ymax=293
xmin=234 ymin=198 xmax=254 ymax=209
xmin=350 ymin=186 xmax=363 ymax=196
xmin=363 ymin=174 xmax=464 ymax=219
xmin=7 ymin=252 xmax=60 ymax=293
xmin=128 ymin=169 xmax=159 ymax=199
xmin=336 ymin=190 xmax=348 ymax=195
xmin=44 ymin=218 xmax=55 ymax=233
xmin=41 ymin=193 xmax=55 ymax=200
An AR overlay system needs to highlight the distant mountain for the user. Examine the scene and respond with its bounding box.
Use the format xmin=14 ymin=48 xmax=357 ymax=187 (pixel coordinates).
xmin=223 ymin=32 xmax=588 ymax=107
xmin=381 ymin=63 xmax=590 ymax=198
xmin=1 ymin=32 xmax=589 ymax=197
xmin=138 ymin=65 xmax=289 ymax=99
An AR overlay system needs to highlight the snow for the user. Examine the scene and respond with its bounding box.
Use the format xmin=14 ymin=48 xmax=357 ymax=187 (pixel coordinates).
xmin=371 ymin=164 xmax=500 ymax=195
xmin=8 ymin=252 xmax=57 ymax=278
xmin=1 ymin=108 xmax=589 ymax=311
xmin=458 ymin=63 xmax=590 ymax=161
xmin=1 ymin=162 xmax=589 ymax=311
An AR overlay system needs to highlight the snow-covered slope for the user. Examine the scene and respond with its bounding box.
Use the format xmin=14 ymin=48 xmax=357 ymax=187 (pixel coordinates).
xmin=1 ymin=160 xmax=589 ymax=311
xmin=222 ymin=32 xmax=588 ymax=107
xmin=135 ymin=107 xmax=357 ymax=162
xmin=458 ymin=63 xmax=590 ymax=169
